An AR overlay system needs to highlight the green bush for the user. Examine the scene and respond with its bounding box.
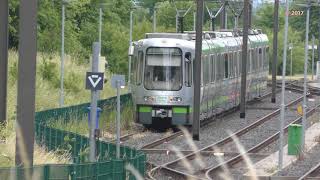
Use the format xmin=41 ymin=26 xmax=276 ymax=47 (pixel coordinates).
xmin=8 ymin=61 xmax=18 ymax=84
xmin=64 ymin=71 xmax=82 ymax=93
xmin=39 ymin=60 xmax=59 ymax=82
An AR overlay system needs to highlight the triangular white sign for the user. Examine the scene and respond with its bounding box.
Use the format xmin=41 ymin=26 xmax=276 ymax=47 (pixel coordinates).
xmin=88 ymin=76 xmax=102 ymax=88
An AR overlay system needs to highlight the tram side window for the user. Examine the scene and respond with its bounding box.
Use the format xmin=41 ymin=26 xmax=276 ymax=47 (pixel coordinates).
xmin=220 ymin=54 xmax=225 ymax=80
xmin=234 ymin=51 xmax=240 ymax=77
xmin=256 ymin=48 xmax=259 ymax=71
xmin=259 ymin=48 xmax=262 ymax=70
xmin=131 ymin=55 xmax=137 ymax=84
xmin=229 ymin=53 xmax=233 ymax=78
xmin=247 ymin=50 xmax=251 ymax=73
xmin=202 ymin=55 xmax=209 ymax=85
xmin=216 ymin=54 xmax=222 ymax=80
xmin=253 ymin=49 xmax=256 ymax=72
xmin=201 ymin=56 xmax=204 ymax=86
xmin=224 ymin=54 xmax=229 ymax=79
xmin=211 ymin=55 xmax=215 ymax=82
xmin=205 ymin=55 xmax=211 ymax=84
xmin=206 ymin=55 xmax=211 ymax=84
xmin=232 ymin=53 xmax=236 ymax=78
xmin=137 ymin=51 xmax=143 ymax=85
xmin=203 ymin=56 xmax=207 ymax=85
xmin=239 ymin=51 xmax=242 ymax=76
xmin=217 ymin=54 xmax=224 ymax=80
xmin=265 ymin=47 xmax=270 ymax=70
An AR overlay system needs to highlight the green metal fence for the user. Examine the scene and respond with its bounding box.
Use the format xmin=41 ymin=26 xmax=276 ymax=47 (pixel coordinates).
xmin=0 ymin=94 xmax=146 ymax=180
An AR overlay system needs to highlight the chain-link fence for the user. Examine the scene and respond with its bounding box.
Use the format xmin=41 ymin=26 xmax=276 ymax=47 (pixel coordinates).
xmin=0 ymin=94 xmax=146 ymax=180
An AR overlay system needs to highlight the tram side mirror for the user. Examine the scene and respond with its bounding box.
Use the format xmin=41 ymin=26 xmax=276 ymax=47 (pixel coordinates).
xmin=185 ymin=52 xmax=192 ymax=87
xmin=185 ymin=53 xmax=191 ymax=63
xmin=128 ymin=45 xmax=134 ymax=56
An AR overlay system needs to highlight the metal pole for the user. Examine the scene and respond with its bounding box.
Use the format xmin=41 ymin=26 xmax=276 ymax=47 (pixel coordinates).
xmin=234 ymin=16 xmax=238 ymax=29
xmin=0 ymin=0 xmax=8 ymax=125
xmin=116 ymin=80 xmax=121 ymax=158
xmin=193 ymin=0 xmax=204 ymax=141
xmin=318 ymin=0 xmax=320 ymax=64
xmin=59 ymin=3 xmax=65 ymax=107
xmin=89 ymin=42 xmax=100 ymax=162
xmin=312 ymin=35 xmax=315 ymax=80
xmin=290 ymin=45 xmax=293 ymax=77
xmin=211 ymin=18 xmax=215 ymax=31
xmin=178 ymin=16 xmax=184 ymax=33
xmin=99 ymin=7 xmax=102 ymax=54
xmin=302 ymin=2 xmax=310 ymax=150
xmin=220 ymin=0 xmax=226 ymax=29
xmin=128 ymin=10 xmax=133 ymax=91
xmin=15 ymin=0 xmax=37 ymax=167
xmin=225 ymin=9 xmax=228 ymax=29
xmin=248 ymin=1 xmax=252 ymax=28
xmin=193 ymin=12 xmax=196 ymax=31
xmin=240 ymin=0 xmax=249 ymax=119
xmin=271 ymin=0 xmax=279 ymax=103
xmin=153 ymin=9 xmax=157 ymax=32
xmin=176 ymin=12 xmax=178 ymax=32
xmin=278 ymin=0 xmax=289 ymax=170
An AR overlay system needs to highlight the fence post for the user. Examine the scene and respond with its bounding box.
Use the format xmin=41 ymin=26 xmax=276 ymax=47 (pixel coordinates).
xmin=43 ymin=165 xmax=50 ymax=180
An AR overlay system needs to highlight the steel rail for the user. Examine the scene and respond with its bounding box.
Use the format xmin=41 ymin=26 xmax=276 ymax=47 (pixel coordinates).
xmin=299 ymin=161 xmax=320 ymax=179
xmin=147 ymin=95 xmax=303 ymax=179
xmin=142 ymin=149 xmax=270 ymax=157
xmin=205 ymin=103 xmax=320 ymax=179
xmin=110 ymin=133 xmax=135 ymax=143
xmin=141 ymin=131 xmax=183 ymax=150
xmin=142 ymin=91 xmax=275 ymax=151
xmin=169 ymin=95 xmax=303 ymax=167
xmin=289 ymin=83 xmax=320 ymax=96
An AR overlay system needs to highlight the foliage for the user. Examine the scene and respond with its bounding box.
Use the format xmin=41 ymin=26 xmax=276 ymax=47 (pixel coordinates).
xmin=8 ymin=1 xmax=320 ymax=75
xmin=47 ymin=102 xmax=135 ymax=138
xmin=254 ymin=4 xmax=318 ymax=75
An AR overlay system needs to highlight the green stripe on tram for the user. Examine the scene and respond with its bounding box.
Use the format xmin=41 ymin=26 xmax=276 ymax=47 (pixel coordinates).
xmin=173 ymin=107 xmax=188 ymax=114
xmin=139 ymin=106 xmax=152 ymax=113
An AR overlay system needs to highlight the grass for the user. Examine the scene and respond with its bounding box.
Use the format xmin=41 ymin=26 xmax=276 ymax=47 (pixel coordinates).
xmin=0 ymin=133 xmax=71 ymax=168
xmin=47 ymin=102 xmax=135 ymax=140
xmin=0 ymin=50 xmax=129 ymax=167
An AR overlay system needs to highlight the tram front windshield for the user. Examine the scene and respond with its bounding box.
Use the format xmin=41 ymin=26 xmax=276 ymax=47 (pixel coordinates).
xmin=144 ymin=47 xmax=182 ymax=91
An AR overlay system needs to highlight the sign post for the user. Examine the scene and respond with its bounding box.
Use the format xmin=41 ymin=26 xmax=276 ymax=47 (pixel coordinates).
xmin=278 ymin=0 xmax=290 ymax=170
xmin=193 ymin=0 xmax=204 ymax=141
xmin=111 ymin=75 xmax=125 ymax=159
xmin=312 ymin=35 xmax=315 ymax=80
xmin=240 ymin=0 xmax=250 ymax=119
xmin=301 ymin=0 xmax=311 ymax=152
xmin=271 ymin=0 xmax=279 ymax=103
xmin=15 ymin=0 xmax=37 ymax=168
xmin=86 ymin=42 xmax=104 ymax=162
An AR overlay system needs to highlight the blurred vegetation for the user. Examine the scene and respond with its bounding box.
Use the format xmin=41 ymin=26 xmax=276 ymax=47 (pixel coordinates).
xmin=0 ymin=51 xmax=127 ymax=166
xmin=47 ymin=102 xmax=135 ymax=139
xmin=254 ymin=4 xmax=319 ymax=75
xmin=3 ymin=0 xmax=320 ymax=167
xmin=8 ymin=1 xmax=320 ymax=76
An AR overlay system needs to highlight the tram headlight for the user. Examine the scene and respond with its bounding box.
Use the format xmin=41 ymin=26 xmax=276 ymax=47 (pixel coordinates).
xmin=144 ymin=96 xmax=155 ymax=102
xmin=169 ymin=96 xmax=182 ymax=102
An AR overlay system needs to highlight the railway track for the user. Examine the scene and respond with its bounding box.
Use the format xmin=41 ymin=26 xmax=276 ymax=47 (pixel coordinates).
xmin=274 ymin=80 xmax=320 ymax=96
xmin=299 ymin=161 xmax=320 ymax=180
xmin=139 ymin=83 xmax=307 ymax=152
xmin=141 ymin=90 xmax=276 ymax=151
xmin=110 ymin=133 xmax=136 ymax=143
xmin=205 ymin=103 xmax=320 ymax=180
xmin=140 ymin=81 xmax=318 ymax=179
xmin=147 ymin=94 xmax=306 ymax=180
